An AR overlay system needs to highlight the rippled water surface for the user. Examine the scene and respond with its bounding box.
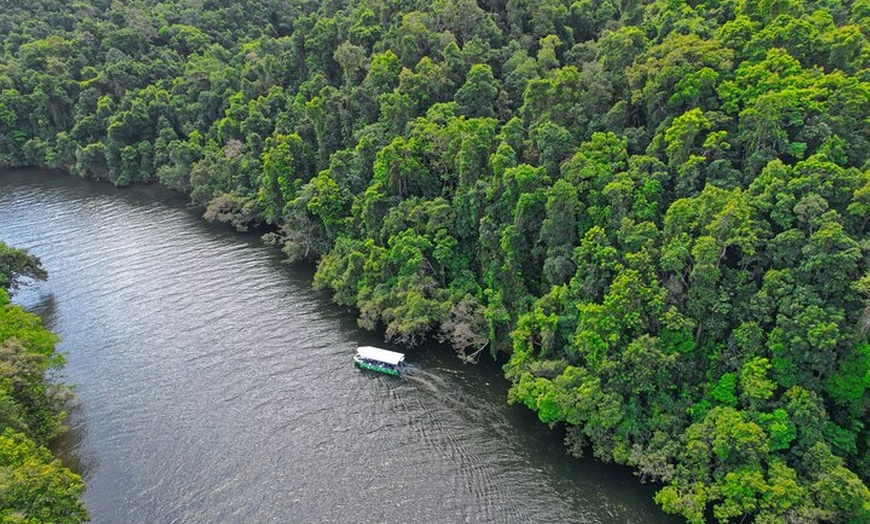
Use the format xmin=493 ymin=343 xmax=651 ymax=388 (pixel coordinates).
xmin=0 ymin=169 xmax=675 ymax=523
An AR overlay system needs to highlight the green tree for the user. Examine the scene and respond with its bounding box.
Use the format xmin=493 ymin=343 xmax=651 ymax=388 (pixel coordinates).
xmin=454 ymin=63 xmax=500 ymax=118
xmin=0 ymin=429 xmax=88 ymax=524
xmin=258 ymin=132 xmax=309 ymax=222
xmin=0 ymin=243 xmax=47 ymax=292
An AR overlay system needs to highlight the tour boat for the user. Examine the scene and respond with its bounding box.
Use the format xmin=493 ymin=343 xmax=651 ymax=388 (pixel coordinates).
xmin=354 ymin=346 xmax=406 ymax=375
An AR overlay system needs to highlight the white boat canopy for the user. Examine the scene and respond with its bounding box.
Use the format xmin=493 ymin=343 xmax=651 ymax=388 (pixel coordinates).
xmin=356 ymin=346 xmax=405 ymax=365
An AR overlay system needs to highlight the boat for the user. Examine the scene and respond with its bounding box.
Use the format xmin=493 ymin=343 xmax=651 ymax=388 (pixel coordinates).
xmin=354 ymin=346 xmax=406 ymax=375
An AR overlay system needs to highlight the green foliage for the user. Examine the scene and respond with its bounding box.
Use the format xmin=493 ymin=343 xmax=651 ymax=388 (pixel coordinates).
xmin=0 ymin=429 xmax=88 ymax=524
xmin=0 ymin=243 xmax=47 ymax=293
xmin=3 ymin=0 xmax=869 ymax=521
xmin=0 ymin=260 xmax=87 ymax=523
xmin=455 ymin=64 xmax=499 ymax=118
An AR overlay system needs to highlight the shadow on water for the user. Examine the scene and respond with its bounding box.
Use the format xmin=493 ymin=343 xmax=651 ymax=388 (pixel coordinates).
xmin=20 ymin=291 xmax=59 ymax=330
xmin=19 ymin=294 xmax=97 ymax=479
xmin=50 ymin=396 xmax=95 ymax=479
xmin=13 ymin=287 xmax=97 ymax=478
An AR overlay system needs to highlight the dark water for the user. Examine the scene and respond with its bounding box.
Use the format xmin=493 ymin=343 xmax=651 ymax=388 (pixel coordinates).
xmin=0 ymin=169 xmax=676 ymax=524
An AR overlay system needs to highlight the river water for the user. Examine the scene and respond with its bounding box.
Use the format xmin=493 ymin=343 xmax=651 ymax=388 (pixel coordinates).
xmin=0 ymin=169 xmax=675 ymax=524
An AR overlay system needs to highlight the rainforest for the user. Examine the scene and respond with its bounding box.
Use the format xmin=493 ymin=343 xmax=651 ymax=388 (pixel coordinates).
xmin=1 ymin=0 xmax=869 ymax=521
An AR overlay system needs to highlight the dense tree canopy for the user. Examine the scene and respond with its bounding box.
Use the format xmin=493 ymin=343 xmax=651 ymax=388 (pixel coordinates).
xmin=2 ymin=0 xmax=868 ymax=521
xmin=0 ymin=245 xmax=88 ymax=523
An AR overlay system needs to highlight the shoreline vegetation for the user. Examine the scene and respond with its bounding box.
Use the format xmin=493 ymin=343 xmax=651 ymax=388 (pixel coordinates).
xmin=0 ymin=242 xmax=89 ymax=523
xmin=1 ymin=0 xmax=868 ymax=521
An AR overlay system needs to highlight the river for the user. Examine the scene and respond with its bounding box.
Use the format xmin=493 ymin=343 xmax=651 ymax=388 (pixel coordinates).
xmin=0 ymin=169 xmax=676 ymax=523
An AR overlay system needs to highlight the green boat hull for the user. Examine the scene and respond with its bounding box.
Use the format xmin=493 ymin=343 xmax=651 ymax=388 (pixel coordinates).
xmin=355 ymin=359 xmax=401 ymax=375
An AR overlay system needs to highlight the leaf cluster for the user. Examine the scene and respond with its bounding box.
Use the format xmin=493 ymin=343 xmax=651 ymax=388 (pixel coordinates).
xmin=1 ymin=0 xmax=868 ymax=521
xmin=0 ymin=270 xmax=87 ymax=522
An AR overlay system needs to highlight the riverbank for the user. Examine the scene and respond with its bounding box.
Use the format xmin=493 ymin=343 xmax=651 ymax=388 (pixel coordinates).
xmin=0 ymin=243 xmax=88 ymax=522
xmin=1 ymin=169 xmax=676 ymax=523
